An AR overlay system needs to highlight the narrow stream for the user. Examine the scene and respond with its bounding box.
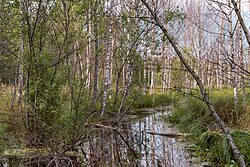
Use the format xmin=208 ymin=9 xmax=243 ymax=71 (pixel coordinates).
xmin=131 ymin=106 xmax=202 ymax=167
xmin=0 ymin=106 xmax=207 ymax=167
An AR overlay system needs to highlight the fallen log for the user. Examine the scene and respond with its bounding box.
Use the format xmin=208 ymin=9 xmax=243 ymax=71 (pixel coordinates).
xmin=94 ymin=124 xmax=190 ymax=138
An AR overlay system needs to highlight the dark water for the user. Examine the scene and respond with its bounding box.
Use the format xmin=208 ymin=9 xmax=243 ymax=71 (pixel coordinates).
xmin=0 ymin=106 xmax=206 ymax=167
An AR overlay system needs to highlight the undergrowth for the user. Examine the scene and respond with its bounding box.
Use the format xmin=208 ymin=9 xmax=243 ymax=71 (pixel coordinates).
xmin=133 ymin=91 xmax=180 ymax=109
xmin=170 ymin=89 xmax=250 ymax=166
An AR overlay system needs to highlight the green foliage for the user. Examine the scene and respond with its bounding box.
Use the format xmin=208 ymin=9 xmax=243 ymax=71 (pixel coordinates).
xmin=0 ymin=125 xmax=6 ymax=154
xmin=165 ymin=10 xmax=186 ymax=22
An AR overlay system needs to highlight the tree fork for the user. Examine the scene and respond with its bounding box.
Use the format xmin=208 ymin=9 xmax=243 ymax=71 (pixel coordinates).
xmin=140 ymin=0 xmax=246 ymax=166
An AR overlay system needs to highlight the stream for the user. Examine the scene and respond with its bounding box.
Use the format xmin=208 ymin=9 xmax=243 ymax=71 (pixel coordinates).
xmin=130 ymin=106 xmax=205 ymax=167
xmin=0 ymin=106 xmax=208 ymax=167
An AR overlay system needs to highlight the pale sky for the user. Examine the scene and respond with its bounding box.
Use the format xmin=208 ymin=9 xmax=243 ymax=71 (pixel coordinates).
xmin=241 ymin=0 xmax=250 ymax=12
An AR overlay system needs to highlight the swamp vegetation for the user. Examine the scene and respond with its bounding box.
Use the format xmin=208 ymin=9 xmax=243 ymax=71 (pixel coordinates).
xmin=0 ymin=0 xmax=250 ymax=166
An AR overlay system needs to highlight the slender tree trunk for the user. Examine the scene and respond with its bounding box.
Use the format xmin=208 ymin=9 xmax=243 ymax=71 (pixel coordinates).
xmin=86 ymin=7 xmax=91 ymax=91
xmin=150 ymin=57 xmax=154 ymax=95
xmin=118 ymin=59 xmax=133 ymax=113
xmin=143 ymin=51 xmax=147 ymax=94
xmin=122 ymin=55 xmax=126 ymax=87
xmin=167 ymin=50 xmax=171 ymax=89
xmin=93 ymin=21 xmax=99 ymax=103
xmin=231 ymin=0 xmax=250 ymax=46
xmin=228 ymin=1 xmax=238 ymax=107
xmin=101 ymin=19 xmax=113 ymax=115
xmin=17 ymin=0 xmax=24 ymax=112
xmin=109 ymin=34 xmax=115 ymax=99
xmin=236 ymin=0 xmax=245 ymax=103
xmin=162 ymin=44 xmax=166 ymax=93
xmin=218 ymin=20 xmax=224 ymax=89
xmin=140 ymin=1 xmax=246 ymax=166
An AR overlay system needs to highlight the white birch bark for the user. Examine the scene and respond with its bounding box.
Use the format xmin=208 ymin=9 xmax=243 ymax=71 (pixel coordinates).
xmin=109 ymin=35 xmax=115 ymax=99
xmin=86 ymin=7 xmax=91 ymax=90
xmin=118 ymin=59 xmax=133 ymax=113
xmin=236 ymin=0 xmax=245 ymax=103
xmin=17 ymin=0 xmax=24 ymax=112
xmin=101 ymin=20 xmax=113 ymax=115
xmin=228 ymin=0 xmax=238 ymax=106
xmin=143 ymin=51 xmax=147 ymax=95
xmin=149 ymin=57 xmax=154 ymax=95
xmin=167 ymin=48 xmax=171 ymax=89
xmin=162 ymin=44 xmax=166 ymax=93
xmin=218 ymin=23 xmax=223 ymax=89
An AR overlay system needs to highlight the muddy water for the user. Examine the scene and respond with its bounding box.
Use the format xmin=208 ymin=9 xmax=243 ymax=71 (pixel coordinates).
xmin=0 ymin=106 xmax=206 ymax=167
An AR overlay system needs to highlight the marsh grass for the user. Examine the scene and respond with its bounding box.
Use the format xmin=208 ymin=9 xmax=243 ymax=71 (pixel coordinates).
xmin=238 ymin=106 xmax=250 ymax=132
xmin=134 ymin=92 xmax=180 ymax=109
xmin=170 ymin=89 xmax=250 ymax=166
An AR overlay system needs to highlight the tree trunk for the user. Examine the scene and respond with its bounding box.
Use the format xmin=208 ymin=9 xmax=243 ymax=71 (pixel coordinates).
xmin=101 ymin=19 xmax=113 ymax=115
xmin=93 ymin=21 xmax=99 ymax=103
xmin=86 ymin=7 xmax=91 ymax=92
xmin=150 ymin=57 xmax=154 ymax=95
xmin=231 ymin=0 xmax=250 ymax=46
xmin=118 ymin=60 xmax=133 ymax=113
xmin=162 ymin=44 xmax=166 ymax=93
xmin=17 ymin=0 xmax=24 ymax=112
xmin=143 ymin=50 xmax=147 ymax=94
xmin=228 ymin=1 xmax=238 ymax=107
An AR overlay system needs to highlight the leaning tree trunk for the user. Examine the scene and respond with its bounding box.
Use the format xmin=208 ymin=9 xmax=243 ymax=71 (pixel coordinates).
xmin=118 ymin=58 xmax=133 ymax=114
xmin=231 ymin=0 xmax=250 ymax=46
xmin=140 ymin=1 xmax=246 ymax=166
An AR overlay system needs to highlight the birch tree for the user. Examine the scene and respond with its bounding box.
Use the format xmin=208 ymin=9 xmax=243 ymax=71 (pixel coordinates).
xmin=101 ymin=15 xmax=113 ymax=115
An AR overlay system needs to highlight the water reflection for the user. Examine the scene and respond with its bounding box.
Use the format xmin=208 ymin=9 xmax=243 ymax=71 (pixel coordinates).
xmin=131 ymin=111 xmax=192 ymax=167
xmin=1 ymin=107 xmax=200 ymax=167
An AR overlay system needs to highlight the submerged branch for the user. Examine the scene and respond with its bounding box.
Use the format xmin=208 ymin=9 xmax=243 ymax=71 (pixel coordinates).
xmin=94 ymin=123 xmax=190 ymax=138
